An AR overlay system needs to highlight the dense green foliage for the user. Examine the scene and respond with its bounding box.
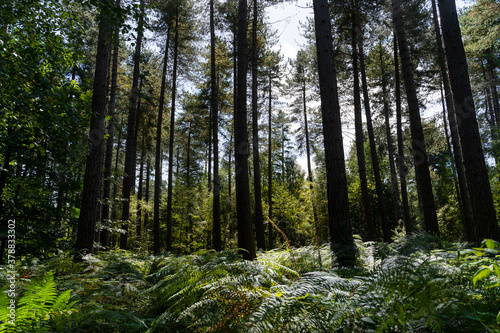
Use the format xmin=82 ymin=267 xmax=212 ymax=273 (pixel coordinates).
xmin=1 ymin=234 xmax=499 ymax=332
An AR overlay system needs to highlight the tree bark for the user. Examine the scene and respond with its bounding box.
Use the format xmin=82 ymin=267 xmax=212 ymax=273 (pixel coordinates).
xmin=378 ymin=42 xmax=401 ymax=228
xmin=312 ymin=0 xmax=355 ymax=266
xmin=120 ymin=0 xmax=144 ymax=249
xmin=100 ymin=2 xmax=120 ymax=248
xmin=268 ymin=73 xmax=273 ymax=249
xmin=438 ymin=0 xmax=499 ymax=241
xmin=136 ymin=136 xmax=145 ymax=239
xmin=211 ymin=0 xmax=221 ymax=251
xmin=394 ymin=30 xmax=413 ymax=234
xmin=392 ymin=0 xmax=439 ymax=236
xmin=75 ymin=0 xmax=112 ymax=254
xmin=251 ymin=0 xmax=265 ymax=250
xmin=352 ymin=18 xmax=376 ymax=242
xmin=431 ymin=0 xmax=475 ymax=242
xmin=154 ymin=26 xmax=171 ymax=255
xmin=236 ymin=0 xmax=256 ymax=260
xmin=166 ymin=13 xmax=180 ymax=251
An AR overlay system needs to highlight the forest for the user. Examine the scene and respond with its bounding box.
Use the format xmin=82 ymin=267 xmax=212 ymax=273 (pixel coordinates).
xmin=1 ymin=0 xmax=500 ymax=331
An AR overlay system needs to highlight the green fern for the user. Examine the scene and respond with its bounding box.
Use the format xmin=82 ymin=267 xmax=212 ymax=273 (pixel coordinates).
xmin=0 ymin=271 xmax=79 ymax=332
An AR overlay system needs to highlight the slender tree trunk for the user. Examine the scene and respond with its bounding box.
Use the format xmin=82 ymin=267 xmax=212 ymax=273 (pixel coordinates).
xmin=312 ymin=0 xmax=355 ymax=266
xmin=394 ymin=31 xmax=413 ymax=234
xmin=268 ymin=73 xmax=273 ymax=249
xmin=166 ymin=14 xmax=180 ymax=251
xmin=211 ymin=0 xmax=221 ymax=251
xmin=486 ymin=56 xmax=500 ymax=127
xmin=236 ymin=0 xmax=256 ymax=260
xmin=208 ymin=107 xmax=212 ymax=192
xmin=144 ymin=160 xmax=150 ymax=234
xmin=378 ymin=42 xmax=401 ymax=227
xmin=302 ymin=73 xmax=319 ymax=244
xmin=110 ymin=120 xmax=123 ymax=248
xmin=252 ymin=0 xmax=265 ymax=250
xmin=100 ymin=4 xmax=120 ymax=248
xmin=431 ymin=0 xmax=475 ymax=242
xmin=358 ymin=26 xmax=391 ymax=242
xmin=353 ymin=18 xmax=376 ymax=241
xmin=154 ymin=27 xmax=170 ymax=255
xmin=75 ymin=0 xmax=112 ymax=254
xmin=136 ymin=136 xmax=145 ymax=239
xmin=186 ymin=122 xmax=194 ymax=251
xmin=392 ymin=0 xmax=439 ymax=236
xmin=438 ymin=0 xmax=499 ymax=241
xmin=120 ymin=0 xmax=144 ymax=249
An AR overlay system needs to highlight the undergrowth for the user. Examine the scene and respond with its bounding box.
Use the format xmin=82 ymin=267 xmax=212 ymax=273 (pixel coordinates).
xmin=0 ymin=232 xmax=498 ymax=332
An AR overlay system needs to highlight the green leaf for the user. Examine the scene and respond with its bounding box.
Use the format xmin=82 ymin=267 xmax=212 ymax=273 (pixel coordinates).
xmin=497 ymin=310 xmax=500 ymax=324
xmin=482 ymin=239 xmax=500 ymax=250
xmin=473 ymin=267 xmax=491 ymax=287
xmin=491 ymin=264 xmax=500 ymax=279
xmin=361 ymin=317 xmax=376 ymax=326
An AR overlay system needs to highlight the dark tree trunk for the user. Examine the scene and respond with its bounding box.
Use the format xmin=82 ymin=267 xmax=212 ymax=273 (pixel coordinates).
xmin=136 ymin=136 xmax=145 ymax=239
xmin=431 ymin=0 xmax=475 ymax=242
xmin=438 ymin=0 xmax=499 ymax=241
xmin=75 ymin=0 xmax=112 ymax=254
xmin=236 ymin=0 xmax=256 ymax=260
xmin=154 ymin=26 xmax=171 ymax=255
xmin=211 ymin=0 xmax=221 ymax=251
xmin=302 ymin=72 xmax=319 ymax=244
xmin=144 ymin=160 xmax=150 ymax=234
xmin=166 ymin=13 xmax=180 ymax=251
xmin=394 ymin=31 xmax=413 ymax=234
xmin=392 ymin=0 xmax=439 ymax=236
xmin=486 ymin=57 xmax=500 ymax=127
xmin=268 ymin=73 xmax=273 ymax=249
xmin=120 ymin=0 xmax=144 ymax=249
xmin=353 ymin=18 xmax=376 ymax=242
xmin=378 ymin=42 xmax=401 ymax=227
xmin=312 ymin=0 xmax=355 ymax=266
xmin=101 ymin=8 xmax=120 ymax=248
xmin=252 ymin=0 xmax=265 ymax=250
xmin=358 ymin=26 xmax=391 ymax=242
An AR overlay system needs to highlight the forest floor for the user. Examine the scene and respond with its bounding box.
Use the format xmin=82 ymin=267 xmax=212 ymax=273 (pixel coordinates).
xmin=1 ymin=232 xmax=500 ymax=332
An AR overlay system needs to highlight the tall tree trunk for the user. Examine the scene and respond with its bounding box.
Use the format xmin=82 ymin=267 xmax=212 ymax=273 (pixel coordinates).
xmin=76 ymin=0 xmax=112 ymax=254
xmin=144 ymin=160 xmax=150 ymax=234
xmin=252 ymin=0 xmax=265 ymax=250
xmin=438 ymin=0 xmax=499 ymax=241
xmin=312 ymin=0 xmax=355 ymax=266
xmin=268 ymin=73 xmax=273 ymax=249
xmin=154 ymin=26 xmax=171 ymax=255
xmin=302 ymin=72 xmax=319 ymax=244
xmin=136 ymin=136 xmax=145 ymax=239
xmin=486 ymin=56 xmax=500 ymax=127
xmin=211 ymin=0 xmax=221 ymax=251
xmin=166 ymin=13 xmax=180 ymax=251
xmin=236 ymin=0 xmax=256 ymax=260
xmin=392 ymin=0 xmax=439 ymax=236
xmin=394 ymin=31 xmax=413 ymax=234
xmin=358 ymin=25 xmax=391 ymax=242
xmin=100 ymin=2 xmax=120 ymax=248
xmin=110 ymin=121 xmax=123 ymax=248
xmin=378 ymin=42 xmax=401 ymax=227
xmin=353 ymin=17 xmax=376 ymax=241
xmin=187 ymin=122 xmax=194 ymax=251
xmin=120 ymin=0 xmax=144 ymax=249
xmin=431 ymin=0 xmax=475 ymax=242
